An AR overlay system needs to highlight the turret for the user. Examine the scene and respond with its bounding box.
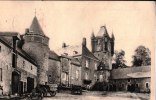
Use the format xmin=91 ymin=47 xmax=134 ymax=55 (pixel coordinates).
xmin=22 ymin=16 xmax=50 ymax=85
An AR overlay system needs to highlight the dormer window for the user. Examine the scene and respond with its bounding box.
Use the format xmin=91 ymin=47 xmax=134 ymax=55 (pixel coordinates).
xmin=73 ymin=51 xmax=78 ymax=55
xmin=64 ymin=53 xmax=68 ymax=56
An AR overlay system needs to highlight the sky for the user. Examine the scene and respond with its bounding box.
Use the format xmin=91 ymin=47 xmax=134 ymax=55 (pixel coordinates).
xmin=0 ymin=1 xmax=155 ymax=66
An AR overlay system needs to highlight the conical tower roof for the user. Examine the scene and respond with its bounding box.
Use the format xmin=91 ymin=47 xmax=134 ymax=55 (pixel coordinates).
xmin=29 ymin=16 xmax=45 ymax=36
xmin=97 ymin=25 xmax=109 ymax=37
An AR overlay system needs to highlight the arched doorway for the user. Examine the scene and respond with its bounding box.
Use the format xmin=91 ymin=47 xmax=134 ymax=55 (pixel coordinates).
xmin=12 ymin=71 xmax=20 ymax=94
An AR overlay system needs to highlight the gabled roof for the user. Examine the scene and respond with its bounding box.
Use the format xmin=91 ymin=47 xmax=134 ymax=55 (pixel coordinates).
xmin=29 ymin=16 xmax=45 ymax=36
xmin=110 ymin=66 xmax=151 ymax=79
xmin=49 ymin=50 xmax=60 ymax=61
xmin=0 ymin=35 xmax=38 ymax=66
xmin=82 ymin=46 xmax=99 ymax=61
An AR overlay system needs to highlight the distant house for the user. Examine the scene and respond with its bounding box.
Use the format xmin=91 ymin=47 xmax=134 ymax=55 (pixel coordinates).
xmin=56 ymin=38 xmax=100 ymax=89
xmin=109 ymin=66 xmax=151 ymax=92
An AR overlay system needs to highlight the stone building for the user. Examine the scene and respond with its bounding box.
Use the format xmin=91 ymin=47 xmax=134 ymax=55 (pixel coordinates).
xmin=22 ymin=16 xmax=50 ymax=85
xmin=109 ymin=66 xmax=150 ymax=92
xmin=57 ymin=38 xmax=100 ymax=89
xmin=0 ymin=33 xmax=37 ymax=95
xmin=47 ymin=51 xmax=61 ymax=85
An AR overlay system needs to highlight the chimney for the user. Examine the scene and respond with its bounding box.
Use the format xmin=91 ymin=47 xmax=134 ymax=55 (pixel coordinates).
xmin=25 ymin=28 xmax=29 ymax=33
xmin=82 ymin=38 xmax=86 ymax=46
xmin=62 ymin=42 xmax=67 ymax=48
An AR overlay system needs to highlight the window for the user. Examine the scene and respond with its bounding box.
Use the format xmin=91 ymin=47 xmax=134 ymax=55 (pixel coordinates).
xmin=85 ymin=72 xmax=88 ymax=80
xmin=23 ymin=61 xmax=25 ymax=68
xmin=49 ymin=75 xmax=51 ymax=78
xmin=76 ymin=70 xmax=79 ymax=80
xmin=0 ymin=45 xmax=1 ymax=52
xmin=95 ymin=63 xmax=97 ymax=70
xmin=62 ymin=72 xmax=68 ymax=81
xmin=31 ymin=37 xmax=34 ymax=41
xmin=94 ymin=74 xmax=97 ymax=80
xmin=31 ymin=66 xmax=33 ymax=70
xmin=97 ymin=39 xmax=100 ymax=45
xmin=0 ymin=68 xmax=2 ymax=81
xmin=86 ymin=60 xmax=89 ymax=68
xmin=7 ymin=65 xmax=8 ymax=70
xmin=146 ymin=83 xmax=149 ymax=88
xmin=104 ymin=37 xmax=108 ymax=42
xmin=99 ymin=75 xmax=103 ymax=82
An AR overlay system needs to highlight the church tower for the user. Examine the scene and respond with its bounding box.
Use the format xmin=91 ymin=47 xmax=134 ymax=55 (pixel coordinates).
xmin=22 ymin=16 xmax=50 ymax=85
xmin=91 ymin=26 xmax=115 ymax=70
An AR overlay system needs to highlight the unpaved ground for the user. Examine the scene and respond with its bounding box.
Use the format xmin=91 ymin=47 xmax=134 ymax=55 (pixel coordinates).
xmin=41 ymin=91 xmax=150 ymax=100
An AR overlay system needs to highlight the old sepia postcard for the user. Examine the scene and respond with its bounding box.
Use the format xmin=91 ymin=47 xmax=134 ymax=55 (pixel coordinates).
xmin=0 ymin=1 xmax=155 ymax=100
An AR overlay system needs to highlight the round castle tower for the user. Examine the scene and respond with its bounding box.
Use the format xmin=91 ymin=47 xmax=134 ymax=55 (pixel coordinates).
xmin=22 ymin=16 xmax=50 ymax=85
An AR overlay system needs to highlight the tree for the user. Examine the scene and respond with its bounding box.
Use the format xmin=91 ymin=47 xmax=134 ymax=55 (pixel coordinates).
xmin=132 ymin=45 xmax=151 ymax=67
xmin=113 ymin=50 xmax=127 ymax=69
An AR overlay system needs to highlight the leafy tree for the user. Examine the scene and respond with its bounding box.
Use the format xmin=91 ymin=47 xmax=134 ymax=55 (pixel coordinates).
xmin=132 ymin=45 xmax=151 ymax=67
xmin=113 ymin=50 xmax=127 ymax=69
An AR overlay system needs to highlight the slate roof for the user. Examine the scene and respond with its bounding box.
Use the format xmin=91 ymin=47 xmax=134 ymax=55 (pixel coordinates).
xmin=82 ymin=46 xmax=99 ymax=61
xmin=49 ymin=50 xmax=60 ymax=61
xmin=110 ymin=66 xmax=151 ymax=79
xmin=0 ymin=33 xmax=38 ymax=66
xmin=56 ymin=45 xmax=82 ymax=56
xmin=96 ymin=26 xmax=110 ymax=37
xmin=71 ymin=58 xmax=81 ymax=66
xmin=16 ymin=46 xmax=38 ymax=66
xmin=28 ymin=16 xmax=45 ymax=36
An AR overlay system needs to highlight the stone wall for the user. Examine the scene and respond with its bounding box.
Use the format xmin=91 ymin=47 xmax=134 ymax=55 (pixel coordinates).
xmin=109 ymin=78 xmax=150 ymax=92
xmin=47 ymin=59 xmax=61 ymax=84
xmin=23 ymin=35 xmax=50 ymax=85
xmin=70 ymin=64 xmax=81 ymax=86
xmin=0 ymin=42 xmax=12 ymax=95
xmin=17 ymin=54 xmax=37 ymax=90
